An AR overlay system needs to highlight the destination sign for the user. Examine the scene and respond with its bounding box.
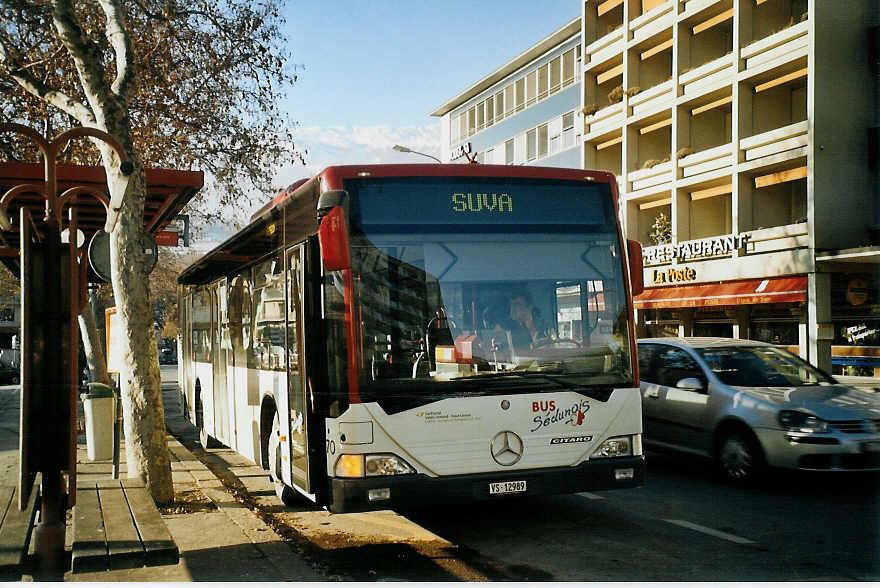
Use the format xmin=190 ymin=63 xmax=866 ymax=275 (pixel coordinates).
xmin=348 ymin=177 xmax=614 ymax=227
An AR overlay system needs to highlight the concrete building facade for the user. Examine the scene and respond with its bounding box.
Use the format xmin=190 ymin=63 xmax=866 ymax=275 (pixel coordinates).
xmin=582 ymin=0 xmax=880 ymax=374
xmin=433 ymin=0 xmax=880 ymax=375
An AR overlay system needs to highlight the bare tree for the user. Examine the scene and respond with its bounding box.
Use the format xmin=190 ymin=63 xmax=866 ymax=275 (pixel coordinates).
xmin=1 ymin=0 xmax=300 ymax=502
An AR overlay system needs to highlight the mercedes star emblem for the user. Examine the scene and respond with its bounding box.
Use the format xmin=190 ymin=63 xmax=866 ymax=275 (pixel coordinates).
xmin=491 ymin=431 xmax=524 ymax=466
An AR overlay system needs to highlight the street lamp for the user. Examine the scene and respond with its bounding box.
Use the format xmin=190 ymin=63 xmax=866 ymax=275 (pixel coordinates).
xmin=392 ymin=144 xmax=441 ymax=163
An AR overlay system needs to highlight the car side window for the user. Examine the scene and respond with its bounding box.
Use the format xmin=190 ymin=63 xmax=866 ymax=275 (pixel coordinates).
xmin=637 ymin=344 xmax=658 ymax=383
xmin=655 ymin=346 xmax=703 ymax=389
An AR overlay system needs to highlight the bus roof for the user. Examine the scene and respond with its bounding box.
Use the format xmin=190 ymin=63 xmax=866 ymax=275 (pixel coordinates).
xmin=178 ymin=164 xmax=618 ymax=285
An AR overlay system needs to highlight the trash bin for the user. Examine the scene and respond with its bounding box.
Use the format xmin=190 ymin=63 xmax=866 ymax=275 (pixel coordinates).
xmin=80 ymin=382 xmax=116 ymax=461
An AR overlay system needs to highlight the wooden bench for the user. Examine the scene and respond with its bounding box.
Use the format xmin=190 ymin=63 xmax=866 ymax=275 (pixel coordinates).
xmin=0 ymin=477 xmax=41 ymax=580
xmin=71 ymin=479 xmax=178 ymax=573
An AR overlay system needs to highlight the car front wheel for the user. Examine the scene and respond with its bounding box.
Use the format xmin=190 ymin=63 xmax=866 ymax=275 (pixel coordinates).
xmin=717 ymin=431 xmax=765 ymax=484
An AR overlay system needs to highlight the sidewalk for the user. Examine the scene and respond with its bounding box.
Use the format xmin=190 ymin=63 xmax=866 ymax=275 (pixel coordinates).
xmin=64 ymin=379 xmax=325 ymax=582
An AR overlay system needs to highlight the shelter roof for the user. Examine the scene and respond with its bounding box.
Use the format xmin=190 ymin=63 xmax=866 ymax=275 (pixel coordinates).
xmin=0 ymin=162 xmax=203 ymax=275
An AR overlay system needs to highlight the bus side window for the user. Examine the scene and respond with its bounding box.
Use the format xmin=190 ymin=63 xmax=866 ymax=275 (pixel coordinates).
xmin=192 ymin=289 xmax=212 ymax=362
xmin=250 ymin=256 xmax=286 ymax=371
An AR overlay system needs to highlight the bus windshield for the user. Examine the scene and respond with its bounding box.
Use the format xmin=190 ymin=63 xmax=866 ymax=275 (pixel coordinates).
xmin=332 ymin=176 xmax=633 ymax=410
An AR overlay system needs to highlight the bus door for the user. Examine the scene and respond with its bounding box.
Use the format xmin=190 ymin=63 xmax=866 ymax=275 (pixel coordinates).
xmin=212 ymin=280 xmax=231 ymax=444
xmin=285 ymin=244 xmax=310 ymax=493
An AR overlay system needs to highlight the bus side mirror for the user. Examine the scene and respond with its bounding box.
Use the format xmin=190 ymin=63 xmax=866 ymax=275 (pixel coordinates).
xmin=627 ymin=239 xmax=644 ymax=296
xmin=318 ymin=206 xmax=351 ymax=271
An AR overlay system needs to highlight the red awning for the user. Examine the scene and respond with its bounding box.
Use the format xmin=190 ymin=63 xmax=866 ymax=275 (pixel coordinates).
xmin=634 ymin=276 xmax=807 ymax=309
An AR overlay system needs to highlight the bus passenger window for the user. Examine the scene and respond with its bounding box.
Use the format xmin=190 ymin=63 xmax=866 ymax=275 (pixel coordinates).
xmin=250 ymin=256 xmax=286 ymax=371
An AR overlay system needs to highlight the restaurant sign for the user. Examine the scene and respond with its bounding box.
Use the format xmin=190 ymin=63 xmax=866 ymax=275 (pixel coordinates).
xmin=643 ymin=232 xmax=751 ymax=264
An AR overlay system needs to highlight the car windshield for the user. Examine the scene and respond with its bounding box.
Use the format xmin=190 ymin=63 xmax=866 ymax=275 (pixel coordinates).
xmin=695 ymin=346 xmax=835 ymax=387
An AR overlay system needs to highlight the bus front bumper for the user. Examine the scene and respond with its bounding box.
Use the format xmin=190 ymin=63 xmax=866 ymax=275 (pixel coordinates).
xmin=328 ymin=456 xmax=645 ymax=513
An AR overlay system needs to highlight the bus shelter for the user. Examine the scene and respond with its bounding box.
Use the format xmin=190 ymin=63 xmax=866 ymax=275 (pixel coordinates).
xmin=0 ymin=155 xmax=202 ymax=577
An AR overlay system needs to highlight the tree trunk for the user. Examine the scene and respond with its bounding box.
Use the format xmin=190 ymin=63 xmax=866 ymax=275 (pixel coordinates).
xmin=107 ymin=161 xmax=174 ymax=504
xmin=78 ymin=292 xmax=112 ymax=387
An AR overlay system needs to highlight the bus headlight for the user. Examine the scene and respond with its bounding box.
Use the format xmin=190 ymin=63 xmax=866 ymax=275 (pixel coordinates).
xmin=334 ymin=453 xmax=416 ymax=478
xmin=591 ymin=436 xmax=632 ymax=458
xmin=365 ymin=454 xmax=416 ymax=476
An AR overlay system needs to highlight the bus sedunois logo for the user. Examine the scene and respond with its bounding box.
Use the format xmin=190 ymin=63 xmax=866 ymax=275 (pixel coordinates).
xmin=490 ymin=431 xmax=524 ymax=466
xmin=452 ymin=193 xmax=513 ymax=213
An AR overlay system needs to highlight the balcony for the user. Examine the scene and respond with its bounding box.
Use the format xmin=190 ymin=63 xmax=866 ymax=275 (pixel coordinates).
xmin=630 ymin=1 xmax=674 ymax=45
xmin=741 ymin=20 xmax=808 ymax=75
xmin=629 ymin=79 xmax=674 ymax=118
xmin=740 ymin=120 xmax=808 ymax=163
xmin=628 ymin=160 xmax=673 ymax=193
xmin=679 ymin=0 xmax=725 ymax=21
xmin=584 ymin=102 xmax=624 ymax=137
xmin=679 ymin=143 xmax=733 ymax=179
xmin=585 ymin=32 xmax=624 ymax=72
xmin=679 ymin=53 xmax=735 ymax=98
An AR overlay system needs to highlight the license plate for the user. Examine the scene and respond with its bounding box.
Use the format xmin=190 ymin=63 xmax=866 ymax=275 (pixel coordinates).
xmin=489 ymin=480 xmax=527 ymax=495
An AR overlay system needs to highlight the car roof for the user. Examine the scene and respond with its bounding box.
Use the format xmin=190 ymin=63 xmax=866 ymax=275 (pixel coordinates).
xmin=636 ymin=337 xmax=771 ymax=349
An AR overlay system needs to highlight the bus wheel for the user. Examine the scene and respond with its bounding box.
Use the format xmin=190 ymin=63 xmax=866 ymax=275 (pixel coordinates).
xmin=267 ymin=411 xmax=299 ymax=507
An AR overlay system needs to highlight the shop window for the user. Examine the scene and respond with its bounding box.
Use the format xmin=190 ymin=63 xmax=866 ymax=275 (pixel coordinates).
xmin=752 ymin=321 xmax=799 ymax=346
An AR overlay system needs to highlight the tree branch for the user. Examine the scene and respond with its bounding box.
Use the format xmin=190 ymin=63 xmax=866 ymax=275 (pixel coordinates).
xmin=0 ymin=36 xmax=95 ymax=123
xmin=98 ymin=0 xmax=136 ymax=99
xmin=51 ymin=0 xmax=121 ymax=123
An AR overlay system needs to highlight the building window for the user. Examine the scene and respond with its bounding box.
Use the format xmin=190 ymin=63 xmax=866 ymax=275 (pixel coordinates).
xmin=476 ymin=101 xmax=484 ymax=131
xmin=486 ymin=96 xmax=494 ymax=127
xmin=515 ymin=78 xmax=525 ymax=112
xmin=550 ymin=55 xmax=561 ymax=93
xmin=459 ymin=114 xmax=467 ymax=143
xmin=562 ymin=111 xmax=575 ymax=148
xmin=527 ymin=128 xmax=537 ymax=161
xmin=505 ymin=139 xmax=514 ymax=164
xmin=538 ymin=63 xmax=549 ymax=100
xmin=467 ymin=106 xmax=475 ymax=136
xmin=526 ymin=71 xmax=537 ymax=107
xmin=538 ymin=124 xmax=548 ymax=158
xmin=504 ymin=85 xmax=514 ymax=117
xmin=495 ymin=90 xmax=504 ymax=121
xmin=562 ymin=48 xmax=574 ymax=87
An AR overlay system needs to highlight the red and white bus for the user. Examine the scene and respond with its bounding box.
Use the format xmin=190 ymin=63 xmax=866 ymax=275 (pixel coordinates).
xmin=178 ymin=164 xmax=645 ymax=513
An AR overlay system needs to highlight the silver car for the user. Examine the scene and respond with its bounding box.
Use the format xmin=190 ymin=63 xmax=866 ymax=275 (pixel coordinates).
xmin=637 ymin=337 xmax=880 ymax=483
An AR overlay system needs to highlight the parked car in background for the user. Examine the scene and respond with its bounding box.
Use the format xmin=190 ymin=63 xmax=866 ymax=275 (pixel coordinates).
xmin=0 ymin=360 xmax=19 ymax=385
xmin=637 ymin=337 xmax=880 ymax=483
xmin=158 ymin=346 xmax=176 ymax=365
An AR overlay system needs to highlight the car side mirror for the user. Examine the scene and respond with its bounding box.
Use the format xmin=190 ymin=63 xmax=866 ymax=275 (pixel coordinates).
xmin=676 ymin=377 xmax=705 ymax=393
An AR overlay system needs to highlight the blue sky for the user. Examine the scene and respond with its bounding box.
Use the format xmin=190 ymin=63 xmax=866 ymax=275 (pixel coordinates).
xmin=274 ymin=0 xmax=578 ymax=185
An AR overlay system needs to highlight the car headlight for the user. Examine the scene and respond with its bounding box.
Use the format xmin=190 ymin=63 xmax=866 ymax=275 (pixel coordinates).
xmin=778 ymin=410 xmax=828 ymax=433
xmin=334 ymin=453 xmax=416 ymax=478
xmin=591 ymin=436 xmax=632 ymax=458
